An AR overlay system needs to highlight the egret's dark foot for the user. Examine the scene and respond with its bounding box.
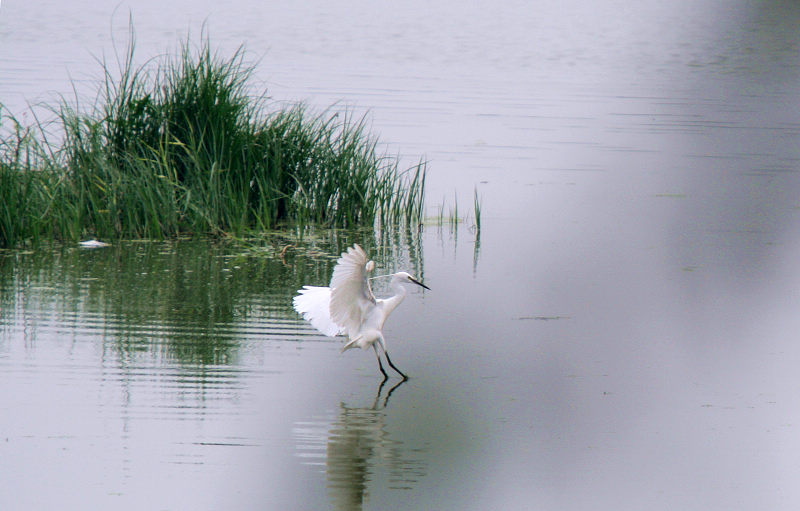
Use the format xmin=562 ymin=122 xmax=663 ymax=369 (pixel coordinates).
xmin=384 ymin=352 xmax=408 ymax=381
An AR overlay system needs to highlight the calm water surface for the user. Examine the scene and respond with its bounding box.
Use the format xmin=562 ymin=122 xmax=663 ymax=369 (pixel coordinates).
xmin=2 ymin=1 xmax=800 ymax=510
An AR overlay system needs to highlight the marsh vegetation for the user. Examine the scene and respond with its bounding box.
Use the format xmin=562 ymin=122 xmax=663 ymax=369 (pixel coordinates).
xmin=0 ymin=34 xmax=426 ymax=248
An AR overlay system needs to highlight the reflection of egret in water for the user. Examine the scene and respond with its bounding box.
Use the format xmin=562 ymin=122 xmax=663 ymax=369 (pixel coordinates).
xmin=293 ymin=380 xmax=427 ymax=511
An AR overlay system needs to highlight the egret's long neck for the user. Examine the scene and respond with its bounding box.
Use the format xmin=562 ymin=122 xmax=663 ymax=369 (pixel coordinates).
xmin=381 ymin=277 xmax=408 ymax=316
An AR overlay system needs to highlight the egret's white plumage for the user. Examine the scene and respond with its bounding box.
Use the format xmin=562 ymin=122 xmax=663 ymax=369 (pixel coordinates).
xmin=293 ymin=244 xmax=429 ymax=380
xmin=292 ymin=286 xmax=341 ymax=337
xmin=329 ymin=244 xmax=376 ymax=340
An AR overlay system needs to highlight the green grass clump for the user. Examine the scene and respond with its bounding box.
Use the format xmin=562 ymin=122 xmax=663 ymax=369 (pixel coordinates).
xmin=0 ymin=33 xmax=425 ymax=247
xmin=0 ymin=119 xmax=54 ymax=246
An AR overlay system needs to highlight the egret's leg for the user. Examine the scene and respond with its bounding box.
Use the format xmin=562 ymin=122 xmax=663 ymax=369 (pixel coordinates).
xmin=384 ymin=351 xmax=408 ymax=381
xmin=373 ymin=344 xmax=389 ymax=381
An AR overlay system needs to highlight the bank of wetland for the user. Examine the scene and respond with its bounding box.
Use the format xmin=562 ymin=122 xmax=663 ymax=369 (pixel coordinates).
xmin=0 ymin=36 xmax=428 ymax=248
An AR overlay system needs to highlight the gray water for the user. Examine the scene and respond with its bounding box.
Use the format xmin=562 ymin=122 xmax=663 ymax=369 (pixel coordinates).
xmin=2 ymin=1 xmax=800 ymax=509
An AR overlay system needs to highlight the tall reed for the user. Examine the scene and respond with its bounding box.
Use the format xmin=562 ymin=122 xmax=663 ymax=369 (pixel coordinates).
xmin=473 ymin=186 xmax=482 ymax=231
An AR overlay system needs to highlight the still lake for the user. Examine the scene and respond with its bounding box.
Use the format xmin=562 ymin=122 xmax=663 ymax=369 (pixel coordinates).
xmin=3 ymin=1 xmax=800 ymax=509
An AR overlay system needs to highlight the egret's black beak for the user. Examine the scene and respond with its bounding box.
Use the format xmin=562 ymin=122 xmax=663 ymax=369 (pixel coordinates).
xmin=409 ymin=276 xmax=430 ymax=290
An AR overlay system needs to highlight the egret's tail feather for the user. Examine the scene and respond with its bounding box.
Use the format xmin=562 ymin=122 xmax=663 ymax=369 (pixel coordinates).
xmin=341 ymin=336 xmax=360 ymax=353
xmin=340 ymin=330 xmax=381 ymax=353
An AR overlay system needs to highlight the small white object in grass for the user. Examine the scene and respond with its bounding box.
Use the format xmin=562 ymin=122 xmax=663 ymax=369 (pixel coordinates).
xmin=79 ymin=239 xmax=111 ymax=248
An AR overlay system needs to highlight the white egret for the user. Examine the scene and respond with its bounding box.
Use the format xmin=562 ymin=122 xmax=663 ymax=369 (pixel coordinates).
xmin=293 ymin=244 xmax=429 ymax=380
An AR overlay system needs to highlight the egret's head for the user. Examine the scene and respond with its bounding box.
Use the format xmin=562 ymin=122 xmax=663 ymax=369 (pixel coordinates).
xmin=393 ymin=271 xmax=431 ymax=290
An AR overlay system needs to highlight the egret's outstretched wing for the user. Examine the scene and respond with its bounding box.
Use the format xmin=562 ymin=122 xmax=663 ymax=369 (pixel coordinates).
xmin=329 ymin=244 xmax=376 ymax=338
xmin=293 ymin=286 xmax=342 ymax=337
